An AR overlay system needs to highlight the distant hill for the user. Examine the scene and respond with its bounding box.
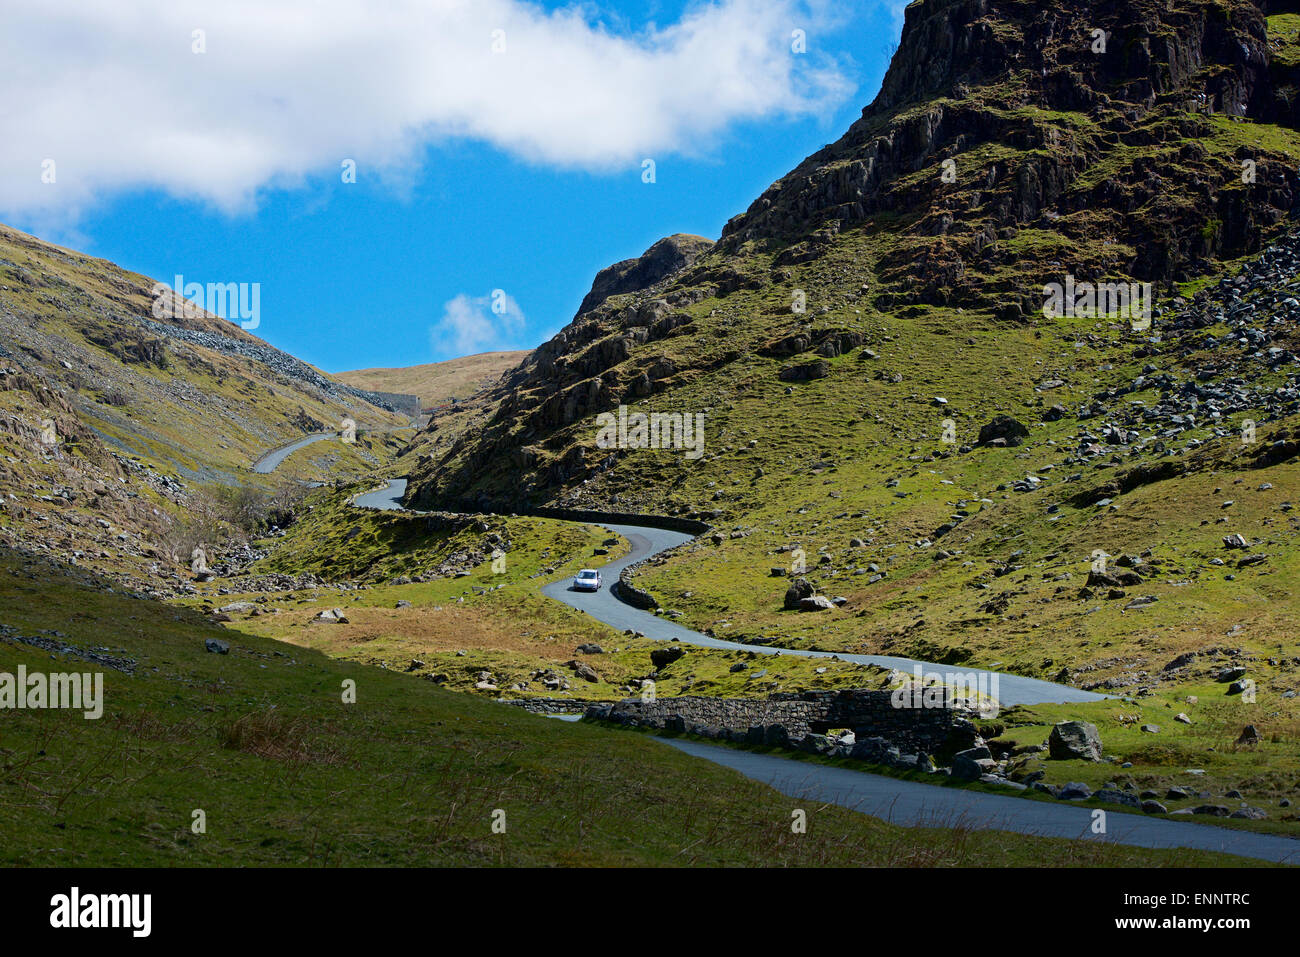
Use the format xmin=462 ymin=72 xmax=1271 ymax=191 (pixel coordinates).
xmin=337 ymin=350 xmax=528 ymax=409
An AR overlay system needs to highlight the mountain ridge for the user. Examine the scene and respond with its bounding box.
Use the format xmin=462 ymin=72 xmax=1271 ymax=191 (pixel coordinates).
xmin=406 ymin=0 xmax=1300 ymax=514
xmin=394 ymin=0 xmax=1300 ymax=703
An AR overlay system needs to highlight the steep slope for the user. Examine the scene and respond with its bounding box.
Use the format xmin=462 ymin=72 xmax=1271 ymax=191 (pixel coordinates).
xmin=404 ymin=0 xmax=1300 ymax=695
xmin=0 ymin=223 xmax=407 ymax=593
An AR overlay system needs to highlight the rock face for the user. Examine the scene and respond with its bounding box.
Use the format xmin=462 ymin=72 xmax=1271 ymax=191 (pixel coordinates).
xmin=718 ymin=0 xmax=1300 ymax=293
xmin=1048 ymin=721 xmax=1103 ymax=761
xmin=141 ymin=316 xmax=405 ymax=413
xmin=578 ymin=234 xmax=715 ymax=315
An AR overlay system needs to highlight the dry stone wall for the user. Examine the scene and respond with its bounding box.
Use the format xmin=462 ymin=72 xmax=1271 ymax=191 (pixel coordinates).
xmin=586 ymin=689 xmax=978 ymax=757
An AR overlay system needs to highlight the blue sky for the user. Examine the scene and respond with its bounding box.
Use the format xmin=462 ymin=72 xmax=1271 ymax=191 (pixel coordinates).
xmin=3 ymin=0 xmax=903 ymax=373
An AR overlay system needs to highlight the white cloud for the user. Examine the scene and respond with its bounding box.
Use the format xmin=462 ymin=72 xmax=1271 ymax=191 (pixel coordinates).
xmin=1 ymin=0 xmax=853 ymax=219
xmin=433 ymin=290 xmax=526 ymax=356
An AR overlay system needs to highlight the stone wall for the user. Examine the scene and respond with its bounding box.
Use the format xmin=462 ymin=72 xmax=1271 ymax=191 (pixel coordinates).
xmin=586 ymin=689 xmax=977 ymax=757
xmin=498 ymin=697 xmax=606 ymax=715
xmin=611 ymin=575 xmax=657 ymax=610
xmin=362 ymin=391 xmax=421 ymax=417
xmin=522 ymin=506 xmax=710 ymax=536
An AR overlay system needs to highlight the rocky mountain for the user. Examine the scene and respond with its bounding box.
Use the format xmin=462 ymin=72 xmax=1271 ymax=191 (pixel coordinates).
xmin=577 ymin=234 xmax=714 ymax=314
xmin=403 ymin=0 xmax=1300 ymax=689
xmin=408 ymin=0 xmax=1300 ymax=513
xmin=0 ymin=223 xmax=407 ymax=594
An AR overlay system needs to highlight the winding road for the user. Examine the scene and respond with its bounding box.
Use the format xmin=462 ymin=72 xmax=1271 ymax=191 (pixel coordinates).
xmin=253 ymin=424 xmax=418 ymax=474
xmin=358 ymin=479 xmax=1102 ymax=707
xmin=253 ymin=432 xmax=338 ymax=473
xmin=351 ymin=476 xmax=1297 ymax=863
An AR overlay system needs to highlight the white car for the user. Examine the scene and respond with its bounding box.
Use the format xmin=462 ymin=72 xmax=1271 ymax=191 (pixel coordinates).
xmin=573 ymin=568 xmax=602 ymax=592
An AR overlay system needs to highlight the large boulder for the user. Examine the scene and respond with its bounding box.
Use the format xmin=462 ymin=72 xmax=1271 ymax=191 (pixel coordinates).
xmin=783 ymin=578 xmax=815 ymax=610
xmin=951 ymin=746 xmax=997 ymax=780
xmin=977 ymin=415 xmax=1030 ymax=447
xmin=848 ymin=736 xmax=892 ymax=762
xmin=778 ymin=359 xmax=831 ymax=382
xmin=649 ymin=645 xmax=687 ymax=669
xmin=1048 ymin=721 xmax=1102 ymax=761
xmin=798 ymin=733 xmax=834 ymax=754
xmin=763 ymin=724 xmax=793 ymax=748
xmin=1057 ymin=781 xmax=1093 ymax=800
xmin=799 ymin=595 xmax=835 ymax=612
xmin=566 ymin=660 xmax=600 ymax=683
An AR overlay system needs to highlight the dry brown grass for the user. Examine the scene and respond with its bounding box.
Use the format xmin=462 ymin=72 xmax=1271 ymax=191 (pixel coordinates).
xmin=335 ymin=350 xmax=527 ymax=408
xmin=219 ymin=710 xmax=345 ymax=765
xmin=277 ymin=604 xmax=542 ymax=656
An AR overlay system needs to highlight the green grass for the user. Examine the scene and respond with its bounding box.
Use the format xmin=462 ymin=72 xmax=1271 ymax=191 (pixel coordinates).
xmin=1269 ymin=13 xmax=1300 ymax=68
xmin=2 ymin=547 xmax=1259 ymax=866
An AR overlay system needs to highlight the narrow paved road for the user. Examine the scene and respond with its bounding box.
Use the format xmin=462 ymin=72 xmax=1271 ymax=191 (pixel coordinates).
xmin=359 ymin=479 xmax=1103 ymax=707
xmin=253 ymin=424 xmax=417 ymax=474
xmin=350 ymin=476 xmax=1299 ymax=864
xmin=253 ymin=432 xmax=337 ymax=473
xmin=659 ymin=739 xmax=1299 ymax=864
xmin=544 ymin=521 xmax=1106 ymax=706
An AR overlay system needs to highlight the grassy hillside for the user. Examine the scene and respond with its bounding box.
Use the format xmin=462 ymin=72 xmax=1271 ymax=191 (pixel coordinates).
xmin=401 ymin=0 xmax=1300 ymax=707
xmin=0 ymin=224 xmax=404 ymax=482
xmin=212 ymin=483 xmax=898 ymax=702
xmin=5 ymin=0 xmax=1298 ymax=868
xmin=0 ymin=545 xmax=1262 ymax=866
xmin=229 ymin=481 xmax=1300 ymax=836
